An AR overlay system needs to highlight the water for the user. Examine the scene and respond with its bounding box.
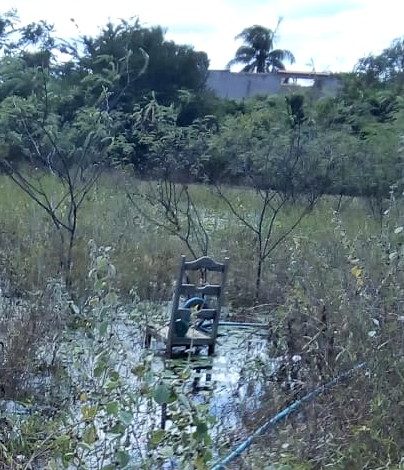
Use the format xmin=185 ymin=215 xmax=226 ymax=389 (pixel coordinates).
xmin=1 ymin=294 xmax=275 ymax=468
xmin=151 ymin=323 xmax=275 ymax=433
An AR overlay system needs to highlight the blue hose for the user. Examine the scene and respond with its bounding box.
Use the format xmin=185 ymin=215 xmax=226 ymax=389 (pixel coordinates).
xmin=211 ymin=362 xmax=366 ymax=470
xmin=174 ymin=297 xmax=208 ymax=337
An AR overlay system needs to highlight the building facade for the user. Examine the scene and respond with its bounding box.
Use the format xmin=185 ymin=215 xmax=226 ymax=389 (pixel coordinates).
xmin=206 ymin=70 xmax=341 ymax=100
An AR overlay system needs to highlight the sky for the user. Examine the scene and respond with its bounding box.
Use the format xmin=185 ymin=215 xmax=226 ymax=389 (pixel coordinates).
xmin=1 ymin=0 xmax=404 ymax=73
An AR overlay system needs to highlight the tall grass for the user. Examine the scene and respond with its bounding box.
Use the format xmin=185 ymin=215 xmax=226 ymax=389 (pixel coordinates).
xmin=0 ymin=171 xmax=396 ymax=305
xmin=1 ymin=170 xmax=403 ymax=468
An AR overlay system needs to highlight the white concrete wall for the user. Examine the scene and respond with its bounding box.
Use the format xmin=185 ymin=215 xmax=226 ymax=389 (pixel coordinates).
xmin=206 ymin=70 xmax=341 ymax=100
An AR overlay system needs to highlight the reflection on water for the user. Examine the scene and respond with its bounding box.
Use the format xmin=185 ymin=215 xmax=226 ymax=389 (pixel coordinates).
xmin=152 ymin=324 xmax=275 ymax=437
xmin=1 ymin=297 xmax=276 ymax=467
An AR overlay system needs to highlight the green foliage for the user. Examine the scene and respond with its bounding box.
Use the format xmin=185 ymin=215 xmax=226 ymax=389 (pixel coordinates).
xmin=355 ymin=37 xmax=404 ymax=89
xmin=228 ymin=23 xmax=295 ymax=72
xmin=1 ymin=13 xmax=402 ymax=202
xmin=80 ymin=19 xmax=208 ymax=109
xmin=0 ymin=18 xmax=404 ymax=469
xmin=0 ymin=176 xmax=403 ymax=469
xmin=2 ymin=242 xmax=215 ymax=468
xmin=207 ymin=94 xmax=336 ymax=192
xmin=119 ymin=94 xmax=215 ymax=178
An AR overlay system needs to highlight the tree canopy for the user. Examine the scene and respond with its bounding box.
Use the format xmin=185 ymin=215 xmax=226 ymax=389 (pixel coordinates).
xmin=355 ymin=37 xmax=404 ymax=90
xmin=79 ymin=20 xmax=209 ymax=109
xmin=228 ymin=24 xmax=295 ymax=73
xmin=0 ymin=12 xmax=403 ymax=201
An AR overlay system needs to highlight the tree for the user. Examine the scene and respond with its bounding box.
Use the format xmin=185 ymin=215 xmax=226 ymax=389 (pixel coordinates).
xmin=206 ymin=95 xmax=345 ymax=300
xmin=125 ymin=96 xmax=214 ymax=258
xmin=355 ymin=37 xmax=404 ymax=90
xmin=227 ymin=24 xmax=295 ymax=73
xmin=0 ymin=10 xmax=18 ymax=52
xmin=80 ymin=20 xmax=209 ymax=109
xmin=0 ymin=84 xmax=111 ymax=281
xmin=0 ymin=19 xmax=148 ymax=284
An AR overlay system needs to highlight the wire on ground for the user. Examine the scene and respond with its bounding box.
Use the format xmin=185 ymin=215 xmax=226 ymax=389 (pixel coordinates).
xmin=211 ymin=362 xmax=366 ymax=470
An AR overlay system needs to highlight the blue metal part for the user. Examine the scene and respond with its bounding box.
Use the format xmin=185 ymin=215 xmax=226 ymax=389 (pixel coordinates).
xmin=211 ymin=362 xmax=366 ymax=470
xmin=175 ymin=297 xmax=208 ymax=337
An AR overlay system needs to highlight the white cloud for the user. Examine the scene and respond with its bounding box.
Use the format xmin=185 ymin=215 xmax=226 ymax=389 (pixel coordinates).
xmin=1 ymin=0 xmax=403 ymax=72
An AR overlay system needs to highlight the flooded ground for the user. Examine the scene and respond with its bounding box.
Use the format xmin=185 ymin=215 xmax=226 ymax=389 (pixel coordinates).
xmin=0 ymin=293 xmax=277 ymax=468
xmin=152 ymin=323 xmax=274 ymax=427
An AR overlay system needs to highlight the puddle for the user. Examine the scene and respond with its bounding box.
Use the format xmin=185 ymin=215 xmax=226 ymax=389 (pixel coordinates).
xmin=150 ymin=323 xmax=275 ymax=435
xmin=1 ymin=297 xmax=276 ymax=467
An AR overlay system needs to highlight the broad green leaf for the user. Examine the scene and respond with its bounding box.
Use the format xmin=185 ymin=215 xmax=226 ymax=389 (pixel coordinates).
xmin=94 ymin=361 xmax=108 ymax=378
xmin=99 ymin=321 xmax=108 ymax=336
xmin=82 ymin=424 xmax=98 ymax=445
xmin=110 ymin=371 xmax=120 ymax=381
xmin=119 ymin=410 xmax=133 ymax=426
xmin=153 ymin=382 xmax=177 ymax=405
xmin=115 ymin=450 xmax=130 ymax=467
xmin=109 ymin=422 xmax=126 ymax=435
xmin=96 ymin=255 xmax=108 ymax=271
xmin=131 ymin=364 xmax=145 ymax=377
xmin=105 ymin=380 xmax=120 ymax=392
xmin=195 ymin=421 xmax=208 ymax=437
xmin=105 ymin=401 xmax=119 ymax=416
xmin=150 ymin=429 xmax=166 ymax=446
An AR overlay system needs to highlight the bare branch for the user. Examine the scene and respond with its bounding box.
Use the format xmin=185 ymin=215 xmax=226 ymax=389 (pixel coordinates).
xmin=214 ymin=183 xmax=260 ymax=236
xmin=263 ymin=198 xmax=316 ymax=260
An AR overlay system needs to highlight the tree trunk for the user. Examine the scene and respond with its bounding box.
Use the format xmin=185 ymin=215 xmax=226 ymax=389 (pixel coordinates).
xmin=65 ymin=232 xmax=74 ymax=287
xmin=255 ymin=257 xmax=263 ymax=302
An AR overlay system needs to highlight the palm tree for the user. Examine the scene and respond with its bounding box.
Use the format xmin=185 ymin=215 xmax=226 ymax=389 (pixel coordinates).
xmin=228 ymin=25 xmax=295 ymax=73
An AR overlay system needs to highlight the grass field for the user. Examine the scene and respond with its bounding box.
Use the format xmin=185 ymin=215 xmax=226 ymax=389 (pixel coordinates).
xmin=0 ymin=169 xmax=403 ymax=468
xmin=0 ymin=171 xmax=392 ymax=304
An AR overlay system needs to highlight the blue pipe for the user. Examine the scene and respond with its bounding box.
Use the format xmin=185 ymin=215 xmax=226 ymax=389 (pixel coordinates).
xmin=211 ymin=362 xmax=366 ymax=470
xmin=183 ymin=297 xmax=207 ymax=309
